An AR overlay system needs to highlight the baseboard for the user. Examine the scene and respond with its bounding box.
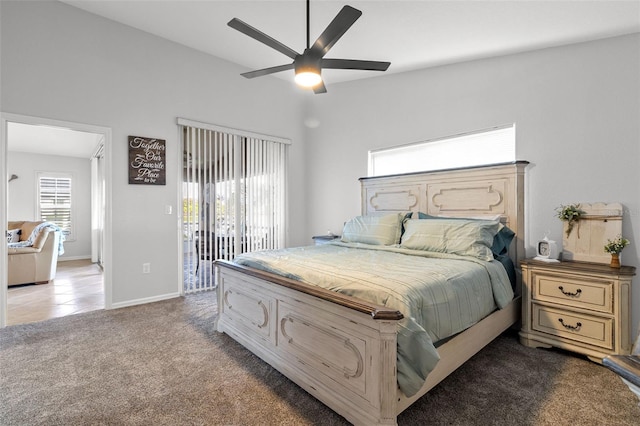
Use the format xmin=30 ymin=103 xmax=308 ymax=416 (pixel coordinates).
xmin=58 ymin=255 xmax=92 ymax=262
xmin=110 ymin=292 xmax=181 ymax=310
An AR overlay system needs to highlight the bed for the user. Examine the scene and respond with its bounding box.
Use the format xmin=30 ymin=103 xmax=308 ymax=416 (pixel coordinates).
xmin=215 ymin=161 xmax=528 ymax=425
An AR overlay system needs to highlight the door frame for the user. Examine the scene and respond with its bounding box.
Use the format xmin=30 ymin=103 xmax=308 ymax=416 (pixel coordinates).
xmin=0 ymin=112 xmax=113 ymax=327
xmin=91 ymin=141 xmax=105 ymax=267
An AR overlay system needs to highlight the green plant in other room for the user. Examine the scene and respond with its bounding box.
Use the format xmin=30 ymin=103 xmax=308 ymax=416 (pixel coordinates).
xmin=556 ymin=203 xmax=585 ymax=238
xmin=604 ymin=235 xmax=630 ymax=254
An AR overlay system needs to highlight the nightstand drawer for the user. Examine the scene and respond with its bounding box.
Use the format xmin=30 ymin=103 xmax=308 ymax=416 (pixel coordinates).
xmin=533 ymin=273 xmax=613 ymax=314
xmin=532 ymin=304 xmax=613 ymax=350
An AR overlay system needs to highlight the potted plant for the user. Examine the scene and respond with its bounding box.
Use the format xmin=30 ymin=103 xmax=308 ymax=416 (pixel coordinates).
xmin=604 ymin=235 xmax=630 ymax=268
xmin=556 ymin=203 xmax=585 ymax=238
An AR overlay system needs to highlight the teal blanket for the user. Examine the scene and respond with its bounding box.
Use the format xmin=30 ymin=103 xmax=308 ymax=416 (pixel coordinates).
xmin=233 ymin=242 xmax=514 ymax=396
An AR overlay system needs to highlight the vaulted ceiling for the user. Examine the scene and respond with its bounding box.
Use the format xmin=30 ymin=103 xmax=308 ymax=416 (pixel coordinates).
xmin=61 ymin=0 xmax=640 ymax=86
xmin=9 ymin=1 xmax=640 ymax=157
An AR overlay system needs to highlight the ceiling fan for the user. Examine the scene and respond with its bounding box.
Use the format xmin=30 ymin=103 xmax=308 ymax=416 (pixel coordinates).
xmin=228 ymin=0 xmax=391 ymax=94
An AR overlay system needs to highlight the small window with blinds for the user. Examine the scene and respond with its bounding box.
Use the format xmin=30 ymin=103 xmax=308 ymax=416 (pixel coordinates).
xmin=37 ymin=172 xmax=74 ymax=240
xmin=368 ymin=125 xmax=516 ymax=177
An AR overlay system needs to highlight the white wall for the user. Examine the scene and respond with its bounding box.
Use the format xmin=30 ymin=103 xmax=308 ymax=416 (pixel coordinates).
xmin=303 ymin=33 xmax=640 ymax=334
xmin=7 ymin=152 xmax=91 ymax=260
xmin=1 ymin=1 xmax=307 ymax=306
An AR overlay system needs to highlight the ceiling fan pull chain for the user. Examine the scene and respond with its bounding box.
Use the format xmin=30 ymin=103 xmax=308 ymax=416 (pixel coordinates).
xmin=306 ymin=0 xmax=310 ymax=50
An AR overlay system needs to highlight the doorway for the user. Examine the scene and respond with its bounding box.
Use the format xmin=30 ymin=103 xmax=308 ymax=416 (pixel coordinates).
xmin=1 ymin=113 xmax=112 ymax=328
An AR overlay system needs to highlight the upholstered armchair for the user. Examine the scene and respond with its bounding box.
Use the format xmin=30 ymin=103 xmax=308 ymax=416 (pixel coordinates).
xmin=7 ymin=221 xmax=62 ymax=286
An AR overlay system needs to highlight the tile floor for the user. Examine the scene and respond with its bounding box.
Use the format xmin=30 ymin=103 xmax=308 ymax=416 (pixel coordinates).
xmin=7 ymin=259 xmax=104 ymax=326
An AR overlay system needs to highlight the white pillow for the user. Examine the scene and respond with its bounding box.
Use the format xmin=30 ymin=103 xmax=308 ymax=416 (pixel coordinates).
xmin=6 ymin=229 xmax=21 ymax=243
xmin=341 ymin=213 xmax=404 ymax=246
xmin=400 ymin=218 xmax=499 ymax=261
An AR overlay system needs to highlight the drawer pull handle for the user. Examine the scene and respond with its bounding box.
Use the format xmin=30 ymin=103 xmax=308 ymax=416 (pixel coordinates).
xmin=558 ymin=286 xmax=582 ymax=297
xmin=558 ymin=318 xmax=582 ymax=331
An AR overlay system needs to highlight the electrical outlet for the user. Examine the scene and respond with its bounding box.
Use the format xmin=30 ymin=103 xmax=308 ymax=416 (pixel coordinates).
xmin=142 ymin=263 xmax=151 ymax=274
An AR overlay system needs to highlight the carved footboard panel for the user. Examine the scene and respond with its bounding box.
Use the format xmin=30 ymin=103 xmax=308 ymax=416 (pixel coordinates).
xmin=216 ymin=262 xmax=403 ymax=425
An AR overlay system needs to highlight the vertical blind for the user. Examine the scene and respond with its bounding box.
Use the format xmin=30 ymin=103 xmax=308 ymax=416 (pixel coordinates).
xmin=180 ymin=119 xmax=289 ymax=293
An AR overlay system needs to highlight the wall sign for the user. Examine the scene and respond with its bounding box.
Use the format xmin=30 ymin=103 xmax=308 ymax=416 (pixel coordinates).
xmin=128 ymin=136 xmax=166 ymax=185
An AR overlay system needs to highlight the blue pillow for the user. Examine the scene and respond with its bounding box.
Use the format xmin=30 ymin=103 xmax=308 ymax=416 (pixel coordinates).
xmin=495 ymin=254 xmax=516 ymax=290
xmin=492 ymin=224 xmax=515 ymax=256
xmin=416 ymin=212 xmax=514 ymax=256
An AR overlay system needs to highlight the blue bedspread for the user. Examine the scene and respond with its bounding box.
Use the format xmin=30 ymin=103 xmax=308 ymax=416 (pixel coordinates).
xmin=233 ymin=241 xmax=514 ymax=396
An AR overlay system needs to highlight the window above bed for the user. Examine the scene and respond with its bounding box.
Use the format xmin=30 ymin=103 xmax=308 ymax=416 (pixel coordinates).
xmin=368 ymin=124 xmax=515 ymax=177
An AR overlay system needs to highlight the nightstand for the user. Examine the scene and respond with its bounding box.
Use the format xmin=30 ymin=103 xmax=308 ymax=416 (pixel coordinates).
xmin=519 ymin=259 xmax=635 ymax=362
xmin=312 ymin=234 xmax=340 ymax=245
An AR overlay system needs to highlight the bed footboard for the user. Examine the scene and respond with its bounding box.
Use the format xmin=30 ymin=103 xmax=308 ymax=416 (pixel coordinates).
xmin=215 ymin=261 xmax=404 ymax=425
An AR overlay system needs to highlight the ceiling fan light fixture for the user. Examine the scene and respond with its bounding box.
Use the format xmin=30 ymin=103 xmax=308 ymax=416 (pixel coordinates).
xmin=294 ymin=69 xmax=322 ymax=87
xmin=229 ymin=1 xmax=389 ymax=94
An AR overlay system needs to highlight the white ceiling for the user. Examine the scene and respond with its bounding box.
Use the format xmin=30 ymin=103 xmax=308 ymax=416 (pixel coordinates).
xmin=8 ymin=122 xmax=103 ymax=159
xmin=9 ymin=1 xmax=640 ymax=158
xmin=60 ymin=0 xmax=640 ymax=86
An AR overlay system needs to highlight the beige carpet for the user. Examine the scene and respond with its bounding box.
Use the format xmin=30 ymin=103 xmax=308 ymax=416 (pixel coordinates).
xmin=1 ymin=293 xmax=638 ymax=425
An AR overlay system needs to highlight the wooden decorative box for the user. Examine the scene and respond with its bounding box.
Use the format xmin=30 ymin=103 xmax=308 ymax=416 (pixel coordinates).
xmin=562 ymin=202 xmax=623 ymax=264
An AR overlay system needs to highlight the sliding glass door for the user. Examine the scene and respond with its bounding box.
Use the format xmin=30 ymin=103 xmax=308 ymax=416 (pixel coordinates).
xmin=180 ymin=120 xmax=288 ymax=293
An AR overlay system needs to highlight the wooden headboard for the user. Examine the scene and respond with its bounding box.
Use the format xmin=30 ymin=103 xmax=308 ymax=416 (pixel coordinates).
xmin=360 ymin=161 xmax=528 ymax=286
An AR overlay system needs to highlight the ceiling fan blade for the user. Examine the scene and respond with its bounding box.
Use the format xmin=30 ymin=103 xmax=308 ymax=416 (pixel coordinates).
xmin=241 ymin=63 xmax=294 ymax=79
xmin=310 ymin=5 xmax=362 ymax=58
xmin=228 ymin=18 xmax=299 ymax=60
xmin=322 ymin=58 xmax=390 ymax=71
xmin=313 ymin=81 xmax=327 ymax=94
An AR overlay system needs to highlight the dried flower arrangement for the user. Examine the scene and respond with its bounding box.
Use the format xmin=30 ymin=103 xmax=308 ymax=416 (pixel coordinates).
xmin=556 ymin=203 xmax=585 ymax=238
